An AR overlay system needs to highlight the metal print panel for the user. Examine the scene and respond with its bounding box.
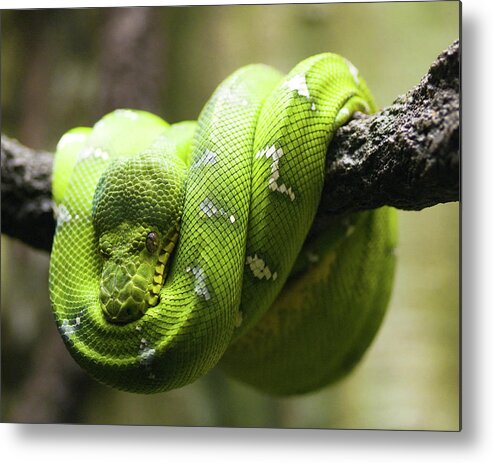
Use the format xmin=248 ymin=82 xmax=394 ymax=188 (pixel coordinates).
xmin=1 ymin=1 xmax=460 ymax=430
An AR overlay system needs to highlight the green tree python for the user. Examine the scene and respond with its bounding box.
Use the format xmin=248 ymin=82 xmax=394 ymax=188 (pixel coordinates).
xmin=49 ymin=53 xmax=397 ymax=395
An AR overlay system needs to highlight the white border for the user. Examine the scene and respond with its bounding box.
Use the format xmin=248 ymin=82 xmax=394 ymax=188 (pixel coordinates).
xmin=0 ymin=0 xmax=458 ymax=9
xmin=2 ymin=0 xmax=492 ymax=462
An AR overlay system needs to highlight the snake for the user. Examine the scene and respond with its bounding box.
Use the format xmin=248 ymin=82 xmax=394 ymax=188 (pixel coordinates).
xmin=49 ymin=53 xmax=397 ymax=395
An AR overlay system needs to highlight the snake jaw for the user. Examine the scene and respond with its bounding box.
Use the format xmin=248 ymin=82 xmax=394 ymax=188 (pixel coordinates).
xmin=146 ymin=228 xmax=179 ymax=308
xmin=99 ymin=226 xmax=180 ymax=324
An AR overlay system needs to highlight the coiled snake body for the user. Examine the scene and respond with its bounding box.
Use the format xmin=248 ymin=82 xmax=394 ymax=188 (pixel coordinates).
xmin=50 ymin=53 xmax=397 ymax=395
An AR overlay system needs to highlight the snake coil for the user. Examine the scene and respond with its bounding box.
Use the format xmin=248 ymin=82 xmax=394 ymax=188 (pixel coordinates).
xmin=50 ymin=53 xmax=397 ymax=395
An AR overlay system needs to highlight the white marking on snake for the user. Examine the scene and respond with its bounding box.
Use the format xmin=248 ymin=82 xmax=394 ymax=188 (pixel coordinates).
xmin=340 ymin=107 xmax=350 ymax=118
xmin=139 ymin=346 xmax=156 ymax=367
xmin=192 ymin=149 xmax=217 ymax=168
xmin=56 ymin=204 xmax=72 ymax=227
xmin=186 ymin=266 xmax=211 ymax=301
xmin=344 ymin=59 xmax=360 ymax=85
xmin=58 ymin=132 xmax=87 ymax=150
xmin=255 ymin=145 xmax=295 ymax=201
xmin=246 ymin=254 xmax=277 ymax=281
xmin=284 ymin=73 xmax=310 ymax=99
xmin=138 ymin=338 xmax=156 ymax=367
xmin=209 ymin=80 xmax=249 ymax=143
xmin=77 ymin=147 xmax=109 ymax=163
xmin=216 ymin=78 xmax=249 ymax=106
xmin=336 ymin=107 xmax=351 ymax=125
xmin=311 ymin=102 xmax=317 ymax=111
xmin=116 ymin=109 xmax=139 ymax=120
xmin=59 ymin=319 xmax=77 ymax=339
xmin=140 ymin=348 xmax=155 ymax=366
xmin=199 ymin=197 xmax=236 ymax=223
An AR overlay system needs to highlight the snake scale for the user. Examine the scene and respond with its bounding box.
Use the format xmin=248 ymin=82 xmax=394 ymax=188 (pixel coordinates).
xmin=49 ymin=53 xmax=397 ymax=395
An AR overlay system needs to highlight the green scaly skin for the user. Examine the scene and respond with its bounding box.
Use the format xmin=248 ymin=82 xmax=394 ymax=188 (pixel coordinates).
xmin=49 ymin=53 xmax=397 ymax=395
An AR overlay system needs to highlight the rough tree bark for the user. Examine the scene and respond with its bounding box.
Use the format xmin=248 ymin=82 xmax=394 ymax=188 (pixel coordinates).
xmin=1 ymin=138 xmax=55 ymax=250
xmin=1 ymin=40 xmax=460 ymax=253
xmin=320 ymin=39 xmax=459 ymax=215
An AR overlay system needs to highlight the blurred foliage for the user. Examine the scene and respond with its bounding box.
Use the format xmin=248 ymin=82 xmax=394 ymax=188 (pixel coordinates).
xmin=1 ymin=2 xmax=459 ymax=429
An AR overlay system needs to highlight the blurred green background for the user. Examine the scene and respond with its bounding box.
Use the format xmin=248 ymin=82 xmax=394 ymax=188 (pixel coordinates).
xmin=1 ymin=2 xmax=459 ymax=429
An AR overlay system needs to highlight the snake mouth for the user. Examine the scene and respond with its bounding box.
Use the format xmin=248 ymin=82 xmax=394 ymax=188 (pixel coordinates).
xmin=146 ymin=228 xmax=180 ymax=308
xmin=146 ymin=235 xmax=175 ymax=308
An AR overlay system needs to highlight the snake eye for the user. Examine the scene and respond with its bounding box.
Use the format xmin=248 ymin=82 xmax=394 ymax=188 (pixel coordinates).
xmin=146 ymin=231 xmax=160 ymax=254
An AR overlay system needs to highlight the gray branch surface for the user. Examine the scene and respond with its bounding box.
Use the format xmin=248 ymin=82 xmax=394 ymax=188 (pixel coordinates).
xmin=1 ymin=136 xmax=55 ymax=250
xmin=1 ymin=41 xmax=460 ymax=253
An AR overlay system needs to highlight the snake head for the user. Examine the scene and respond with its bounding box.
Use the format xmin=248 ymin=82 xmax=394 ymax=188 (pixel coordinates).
xmin=92 ymin=150 xmax=186 ymax=324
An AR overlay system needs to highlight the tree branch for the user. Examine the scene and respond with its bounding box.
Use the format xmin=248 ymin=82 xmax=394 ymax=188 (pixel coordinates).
xmin=1 ymin=135 xmax=55 ymax=250
xmin=320 ymin=39 xmax=460 ymax=216
xmin=1 ymin=41 xmax=459 ymax=253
